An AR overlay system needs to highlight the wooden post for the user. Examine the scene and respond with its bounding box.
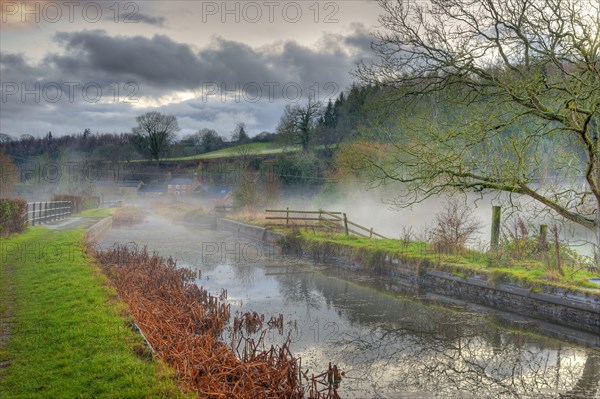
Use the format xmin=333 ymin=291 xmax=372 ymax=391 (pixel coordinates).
xmin=539 ymin=224 xmax=548 ymax=252
xmin=343 ymin=213 xmax=349 ymax=236
xmin=491 ymin=206 xmax=501 ymax=250
xmin=31 ymin=203 xmax=35 ymax=226
xmin=370 ymin=227 xmax=373 ymax=238
xmin=44 ymin=202 xmax=47 ymax=224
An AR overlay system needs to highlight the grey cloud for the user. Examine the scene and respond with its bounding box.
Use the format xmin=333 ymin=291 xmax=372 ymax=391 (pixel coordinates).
xmin=121 ymin=12 xmax=165 ymax=26
xmin=46 ymin=25 xmax=372 ymax=97
xmin=344 ymin=23 xmax=375 ymax=54
xmin=1 ymin=24 xmax=373 ymax=136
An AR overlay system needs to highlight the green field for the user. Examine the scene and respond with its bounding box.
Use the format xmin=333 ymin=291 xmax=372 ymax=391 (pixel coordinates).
xmin=0 ymin=227 xmax=189 ymax=398
xmin=132 ymin=142 xmax=340 ymax=162
xmin=176 ymin=142 xmax=297 ymax=160
xmin=130 ymin=142 xmax=300 ymax=162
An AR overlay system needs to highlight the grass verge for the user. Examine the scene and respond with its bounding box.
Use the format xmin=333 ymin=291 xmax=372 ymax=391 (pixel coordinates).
xmin=226 ymin=209 xmax=600 ymax=293
xmin=0 ymin=227 xmax=190 ymax=398
xmin=276 ymin=229 xmax=600 ymax=295
xmin=74 ymin=208 xmax=115 ymax=218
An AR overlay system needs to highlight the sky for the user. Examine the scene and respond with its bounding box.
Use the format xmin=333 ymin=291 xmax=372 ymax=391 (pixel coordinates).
xmin=0 ymin=0 xmax=382 ymax=138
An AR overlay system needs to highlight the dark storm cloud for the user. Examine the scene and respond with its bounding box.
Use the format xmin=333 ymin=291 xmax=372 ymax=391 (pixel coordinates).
xmin=344 ymin=23 xmax=375 ymax=54
xmin=0 ymin=53 xmax=40 ymax=78
xmin=45 ymin=25 xmax=372 ymax=96
xmin=0 ymin=25 xmax=373 ymax=136
xmin=50 ymin=30 xmax=203 ymax=88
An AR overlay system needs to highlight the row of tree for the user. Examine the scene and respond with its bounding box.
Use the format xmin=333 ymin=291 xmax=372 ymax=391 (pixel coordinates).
xmin=1 ymin=83 xmax=377 ymax=163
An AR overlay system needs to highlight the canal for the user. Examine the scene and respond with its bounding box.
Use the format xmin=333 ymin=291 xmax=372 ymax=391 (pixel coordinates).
xmin=98 ymin=214 xmax=600 ymax=399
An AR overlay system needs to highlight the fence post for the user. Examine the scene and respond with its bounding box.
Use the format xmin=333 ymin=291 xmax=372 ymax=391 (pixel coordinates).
xmin=32 ymin=202 xmax=36 ymax=226
xmin=286 ymin=207 xmax=289 ymax=227
xmin=370 ymin=227 xmax=373 ymax=238
xmin=343 ymin=213 xmax=349 ymax=236
xmin=44 ymin=202 xmax=48 ymax=224
xmin=491 ymin=205 xmax=501 ymax=250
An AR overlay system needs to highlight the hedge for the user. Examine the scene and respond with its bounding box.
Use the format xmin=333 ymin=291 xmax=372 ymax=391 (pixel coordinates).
xmin=0 ymin=198 xmax=28 ymax=237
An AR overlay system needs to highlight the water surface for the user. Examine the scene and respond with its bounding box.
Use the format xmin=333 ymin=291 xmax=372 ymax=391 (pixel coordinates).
xmin=99 ymin=215 xmax=600 ymax=399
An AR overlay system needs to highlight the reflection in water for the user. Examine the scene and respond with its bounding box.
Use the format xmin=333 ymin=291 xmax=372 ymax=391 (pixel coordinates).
xmin=99 ymin=216 xmax=600 ymax=399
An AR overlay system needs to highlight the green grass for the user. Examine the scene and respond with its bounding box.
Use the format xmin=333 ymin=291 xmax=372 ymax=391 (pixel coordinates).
xmin=131 ymin=142 xmax=295 ymax=162
xmin=284 ymin=230 xmax=600 ymax=293
xmin=132 ymin=142 xmax=338 ymax=162
xmin=74 ymin=208 xmax=115 ymax=218
xmin=178 ymin=142 xmax=291 ymax=160
xmin=0 ymin=227 xmax=190 ymax=398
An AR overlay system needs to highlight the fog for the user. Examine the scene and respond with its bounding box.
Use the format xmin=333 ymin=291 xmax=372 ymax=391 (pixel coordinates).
xmin=275 ymin=183 xmax=596 ymax=257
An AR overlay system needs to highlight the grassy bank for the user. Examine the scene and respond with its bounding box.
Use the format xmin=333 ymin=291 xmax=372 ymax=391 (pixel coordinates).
xmin=0 ymin=227 xmax=189 ymax=398
xmin=275 ymin=229 xmax=600 ymax=295
xmin=221 ymin=212 xmax=600 ymax=296
xmin=74 ymin=208 xmax=115 ymax=218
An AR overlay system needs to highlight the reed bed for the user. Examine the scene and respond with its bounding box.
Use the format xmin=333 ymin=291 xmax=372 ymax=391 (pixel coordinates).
xmin=91 ymin=245 xmax=342 ymax=398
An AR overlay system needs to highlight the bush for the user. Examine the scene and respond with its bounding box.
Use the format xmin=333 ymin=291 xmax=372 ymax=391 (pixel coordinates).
xmin=112 ymin=206 xmax=146 ymax=226
xmin=500 ymin=215 xmax=539 ymax=260
xmin=430 ymin=198 xmax=481 ymax=254
xmin=0 ymin=198 xmax=28 ymax=237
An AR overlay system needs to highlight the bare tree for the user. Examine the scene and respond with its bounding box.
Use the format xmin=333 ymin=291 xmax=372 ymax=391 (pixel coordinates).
xmin=132 ymin=111 xmax=180 ymax=162
xmin=430 ymin=198 xmax=481 ymax=254
xmin=276 ymin=96 xmax=322 ymax=151
xmin=0 ymin=133 xmax=13 ymax=145
xmin=354 ymin=0 xmax=600 ymax=255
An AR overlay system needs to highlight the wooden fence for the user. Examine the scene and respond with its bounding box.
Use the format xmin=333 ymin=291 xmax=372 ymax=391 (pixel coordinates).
xmin=214 ymin=205 xmax=238 ymax=214
xmin=27 ymin=201 xmax=72 ymax=226
xmin=265 ymin=208 xmax=388 ymax=239
xmin=100 ymin=199 xmax=124 ymax=208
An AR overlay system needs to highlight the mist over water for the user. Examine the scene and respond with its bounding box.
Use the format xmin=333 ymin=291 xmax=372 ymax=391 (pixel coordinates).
xmin=290 ymin=183 xmax=597 ymax=256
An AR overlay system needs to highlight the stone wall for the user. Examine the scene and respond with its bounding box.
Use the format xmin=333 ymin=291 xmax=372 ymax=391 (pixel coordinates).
xmin=218 ymin=218 xmax=600 ymax=335
xmin=84 ymin=217 xmax=113 ymax=243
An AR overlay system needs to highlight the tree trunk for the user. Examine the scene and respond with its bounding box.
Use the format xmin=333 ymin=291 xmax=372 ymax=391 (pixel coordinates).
xmin=596 ymin=152 xmax=600 ymax=264
xmin=596 ymin=215 xmax=600 ymax=264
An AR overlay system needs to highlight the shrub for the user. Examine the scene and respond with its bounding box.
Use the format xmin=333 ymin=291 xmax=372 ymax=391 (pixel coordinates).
xmin=500 ymin=215 xmax=539 ymax=260
xmin=112 ymin=206 xmax=146 ymax=226
xmin=429 ymin=198 xmax=481 ymax=254
xmin=0 ymin=198 xmax=28 ymax=237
